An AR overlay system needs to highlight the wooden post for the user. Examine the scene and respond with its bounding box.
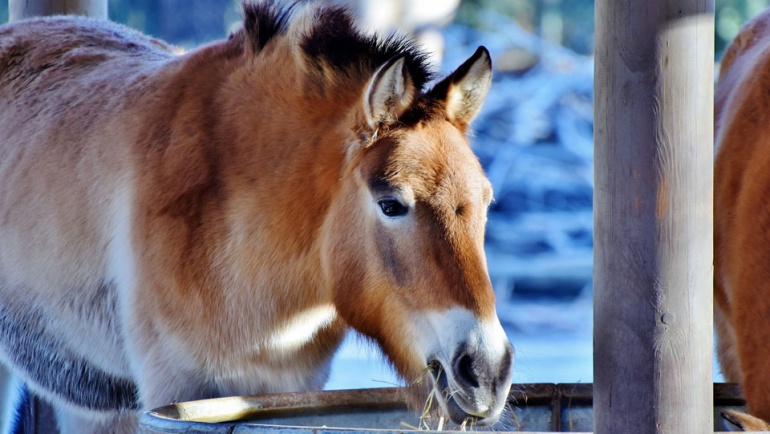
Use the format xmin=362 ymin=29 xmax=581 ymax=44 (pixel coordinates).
xmin=9 ymin=0 xmax=107 ymax=21
xmin=594 ymin=1 xmax=714 ymax=433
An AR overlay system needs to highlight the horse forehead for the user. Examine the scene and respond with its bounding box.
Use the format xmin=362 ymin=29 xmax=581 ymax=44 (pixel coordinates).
xmin=394 ymin=123 xmax=487 ymax=200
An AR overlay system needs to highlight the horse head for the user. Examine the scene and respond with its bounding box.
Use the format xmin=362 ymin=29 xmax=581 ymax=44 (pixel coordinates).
xmin=321 ymin=46 xmax=513 ymax=426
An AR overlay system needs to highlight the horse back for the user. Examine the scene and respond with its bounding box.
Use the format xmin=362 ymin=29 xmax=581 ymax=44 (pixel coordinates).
xmin=715 ymin=7 xmax=770 ymax=425
xmin=0 ymin=17 xmax=173 ymax=290
xmin=0 ymin=13 xmax=296 ymax=386
xmin=714 ymin=8 xmax=770 ymax=312
xmin=0 ymin=17 xmax=181 ymax=414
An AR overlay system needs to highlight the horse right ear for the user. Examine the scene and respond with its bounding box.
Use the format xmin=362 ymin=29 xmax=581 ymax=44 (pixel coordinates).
xmin=428 ymin=46 xmax=492 ymax=129
xmin=361 ymin=55 xmax=416 ymax=138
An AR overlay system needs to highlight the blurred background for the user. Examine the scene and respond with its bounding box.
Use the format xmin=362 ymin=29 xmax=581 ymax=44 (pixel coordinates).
xmin=0 ymin=0 xmax=765 ymax=389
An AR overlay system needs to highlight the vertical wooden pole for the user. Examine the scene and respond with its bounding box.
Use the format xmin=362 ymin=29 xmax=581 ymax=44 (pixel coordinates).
xmin=9 ymin=0 xmax=107 ymax=21
xmin=594 ymin=1 xmax=714 ymax=433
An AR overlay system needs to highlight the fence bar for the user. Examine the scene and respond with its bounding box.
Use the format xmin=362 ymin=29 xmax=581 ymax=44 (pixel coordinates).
xmin=10 ymin=0 xmax=107 ymax=21
xmin=594 ymin=1 xmax=714 ymax=433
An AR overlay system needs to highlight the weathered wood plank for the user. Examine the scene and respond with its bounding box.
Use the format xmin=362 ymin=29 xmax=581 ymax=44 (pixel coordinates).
xmin=593 ymin=1 xmax=714 ymax=433
xmin=9 ymin=0 xmax=107 ymax=21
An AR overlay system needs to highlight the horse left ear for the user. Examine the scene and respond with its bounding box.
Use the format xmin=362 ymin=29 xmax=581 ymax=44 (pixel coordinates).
xmin=430 ymin=46 xmax=492 ymax=127
xmin=363 ymin=54 xmax=416 ymax=132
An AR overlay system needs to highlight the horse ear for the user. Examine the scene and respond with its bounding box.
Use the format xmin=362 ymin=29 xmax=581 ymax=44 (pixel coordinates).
xmin=430 ymin=46 xmax=492 ymax=126
xmin=363 ymin=55 xmax=416 ymax=131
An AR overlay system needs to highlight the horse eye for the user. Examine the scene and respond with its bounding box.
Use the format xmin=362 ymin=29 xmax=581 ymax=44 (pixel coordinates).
xmin=378 ymin=198 xmax=408 ymax=217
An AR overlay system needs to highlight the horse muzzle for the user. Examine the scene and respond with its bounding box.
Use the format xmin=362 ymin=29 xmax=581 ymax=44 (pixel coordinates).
xmin=423 ymin=310 xmax=514 ymax=426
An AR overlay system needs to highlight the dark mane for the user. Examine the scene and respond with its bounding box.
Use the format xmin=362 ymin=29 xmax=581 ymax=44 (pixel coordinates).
xmin=242 ymin=1 xmax=434 ymax=92
xmin=300 ymin=5 xmax=433 ymax=91
xmin=242 ymin=0 xmax=299 ymax=50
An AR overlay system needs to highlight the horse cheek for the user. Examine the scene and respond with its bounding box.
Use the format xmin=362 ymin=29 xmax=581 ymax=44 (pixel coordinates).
xmin=323 ymin=204 xmax=372 ymax=332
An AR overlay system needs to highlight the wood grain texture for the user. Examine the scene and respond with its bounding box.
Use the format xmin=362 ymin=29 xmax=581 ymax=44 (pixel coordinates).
xmin=594 ymin=1 xmax=714 ymax=433
xmin=9 ymin=0 xmax=107 ymax=21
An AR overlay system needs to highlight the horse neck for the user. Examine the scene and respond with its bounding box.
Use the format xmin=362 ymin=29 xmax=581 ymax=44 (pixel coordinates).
xmin=207 ymin=42 xmax=365 ymax=286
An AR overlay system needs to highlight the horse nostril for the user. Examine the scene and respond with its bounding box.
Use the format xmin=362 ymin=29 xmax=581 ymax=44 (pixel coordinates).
xmin=453 ymin=352 xmax=480 ymax=389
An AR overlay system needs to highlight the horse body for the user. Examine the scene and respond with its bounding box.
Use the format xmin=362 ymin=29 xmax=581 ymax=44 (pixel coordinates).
xmin=715 ymin=8 xmax=770 ymax=431
xmin=0 ymin=2 xmax=513 ymax=432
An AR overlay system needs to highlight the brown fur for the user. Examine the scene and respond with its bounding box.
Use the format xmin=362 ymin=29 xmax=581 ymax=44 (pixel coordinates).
xmin=716 ymin=8 xmax=770 ymax=431
xmin=0 ymin=1 xmax=512 ymax=432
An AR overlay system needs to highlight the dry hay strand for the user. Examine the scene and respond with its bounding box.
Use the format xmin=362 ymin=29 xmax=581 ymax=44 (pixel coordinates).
xmin=400 ymin=362 xmax=479 ymax=431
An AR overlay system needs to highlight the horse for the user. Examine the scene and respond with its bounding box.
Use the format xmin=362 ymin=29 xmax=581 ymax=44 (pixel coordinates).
xmin=715 ymin=7 xmax=770 ymax=431
xmin=0 ymin=1 xmax=514 ymax=432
